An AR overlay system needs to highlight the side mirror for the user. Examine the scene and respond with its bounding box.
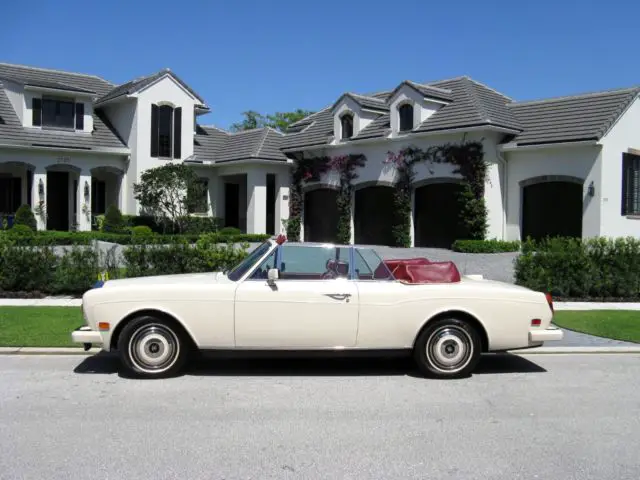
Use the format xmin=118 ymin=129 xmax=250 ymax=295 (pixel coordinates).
xmin=267 ymin=268 xmax=279 ymax=285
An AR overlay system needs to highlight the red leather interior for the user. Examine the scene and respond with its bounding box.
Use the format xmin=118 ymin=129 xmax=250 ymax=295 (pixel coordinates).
xmin=384 ymin=258 xmax=461 ymax=284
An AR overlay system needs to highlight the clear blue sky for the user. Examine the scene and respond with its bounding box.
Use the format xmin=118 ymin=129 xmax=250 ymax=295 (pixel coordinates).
xmin=3 ymin=0 xmax=639 ymax=129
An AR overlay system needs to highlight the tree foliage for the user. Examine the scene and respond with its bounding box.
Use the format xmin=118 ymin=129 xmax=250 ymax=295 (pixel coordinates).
xmin=133 ymin=163 xmax=207 ymax=233
xmin=230 ymin=109 xmax=315 ymax=132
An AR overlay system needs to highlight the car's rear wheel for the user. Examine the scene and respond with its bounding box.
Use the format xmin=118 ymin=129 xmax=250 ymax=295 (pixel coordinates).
xmin=117 ymin=315 xmax=190 ymax=378
xmin=413 ymin=317 xmax=481 ymax=379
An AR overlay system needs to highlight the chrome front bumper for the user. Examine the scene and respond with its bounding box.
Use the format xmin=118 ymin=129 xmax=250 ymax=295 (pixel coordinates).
xmin=529 ymin=326 xmax=564 ymax=343
xmin=71 ymin=326 xmax=103 ymax=350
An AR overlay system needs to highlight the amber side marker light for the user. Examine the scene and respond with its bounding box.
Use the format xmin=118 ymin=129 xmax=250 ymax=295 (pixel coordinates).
xmin=98 ymin=322 xmax=110 ymax=331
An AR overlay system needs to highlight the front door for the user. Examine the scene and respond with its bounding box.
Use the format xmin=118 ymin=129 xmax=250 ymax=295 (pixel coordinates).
xmin=234 ymin=244 xmax=359 ymax=348
xmin=46 ymin=171 xmax=69 ymax=231
xmin=224 ymin=182 xmax=240 ymax=228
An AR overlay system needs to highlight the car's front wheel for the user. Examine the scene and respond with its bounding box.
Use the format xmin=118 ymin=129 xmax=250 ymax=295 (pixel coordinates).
xmin=117 ymin=315 xmax=190 ymax=378
xmin=413 ymin=317 xmax=481 ymax=379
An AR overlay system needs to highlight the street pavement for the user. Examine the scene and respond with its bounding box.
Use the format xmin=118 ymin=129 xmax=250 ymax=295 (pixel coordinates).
xmin=1 ymin=353 xmax=639 ymax=479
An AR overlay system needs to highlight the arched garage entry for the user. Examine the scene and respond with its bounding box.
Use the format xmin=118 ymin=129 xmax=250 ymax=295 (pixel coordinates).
xmin=414 ymin=180 xmax=464 ymax=248
xmin=521 ymin=176 xmax=583 ymax=242
xmin=304 ymin=187 xmax=339 ymax=243
xmin=354 ymin=184 xmax=395 ymax=246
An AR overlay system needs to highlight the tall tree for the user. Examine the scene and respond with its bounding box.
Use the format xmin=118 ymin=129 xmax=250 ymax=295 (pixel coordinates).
xmin=229 ymin=110 xmax=267 ymax=131
xmin=230 ymin=109 xmax=315 ymax=132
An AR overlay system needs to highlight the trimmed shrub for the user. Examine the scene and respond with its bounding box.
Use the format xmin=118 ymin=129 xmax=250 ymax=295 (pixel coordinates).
xmin=13 ymin=204 xmax=37 ymax=231
xmin=0 ymin=238 xmax=57 ymax=294
xmin=452 ymin=239 xmax=521 ymax=253
xmin=102 ymin=205 xmax=125 ymax=233
xmin=515 ymin=237 xmax=640 ymax=300
xmin=131 ymin=225 xmax=154 ymax=237
xmin=123 ymin=237 xmax=249 ymax=278
xmin=219 ymin=226 xmax=242 ymax=236
xmin=8 ymin=224 xmax=35 ymax=237
xmin=50 ymin=246 xmax=103 ymax=294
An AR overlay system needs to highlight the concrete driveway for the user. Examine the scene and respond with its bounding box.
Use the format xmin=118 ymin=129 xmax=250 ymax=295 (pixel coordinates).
xmin=1 ymin=353 xmax=639 ymax=479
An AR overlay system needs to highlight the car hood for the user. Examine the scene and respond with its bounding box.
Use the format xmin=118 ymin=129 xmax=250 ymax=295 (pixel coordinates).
xmin=100 ymin=271 xmax=229 ymax=288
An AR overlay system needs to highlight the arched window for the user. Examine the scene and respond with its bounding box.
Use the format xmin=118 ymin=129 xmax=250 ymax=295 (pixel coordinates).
xmin=398 ymin=103 xmax=414 ymax=132
xmin=150 ymin=103 xmax=182 ymax=158
xmin=341 ymin=113 xmax=354 ymax=139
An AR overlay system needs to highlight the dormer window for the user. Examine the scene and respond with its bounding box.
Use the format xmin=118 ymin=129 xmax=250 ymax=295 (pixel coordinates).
xmin=32 ymin=97 xmax=84 ymax=130
xmin=341 ymin=113 xmax=354 ymax=139
xmin=398 ymin=103 xmax=414 ymax=132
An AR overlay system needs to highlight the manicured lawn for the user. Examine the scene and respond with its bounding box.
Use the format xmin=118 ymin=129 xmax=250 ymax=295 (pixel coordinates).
xmin=553 ymin=310 xmax=640 ymax=344
xmin=0 ymin=307 xmax=82 ymax=347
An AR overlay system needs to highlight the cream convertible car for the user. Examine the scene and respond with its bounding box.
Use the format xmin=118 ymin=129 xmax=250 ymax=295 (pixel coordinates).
xmin=72 ymin=237 xmax=562 ymax=378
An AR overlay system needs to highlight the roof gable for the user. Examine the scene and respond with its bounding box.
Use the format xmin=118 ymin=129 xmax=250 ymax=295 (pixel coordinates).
xmin=96 ymin=69 xmax=208 ymax=108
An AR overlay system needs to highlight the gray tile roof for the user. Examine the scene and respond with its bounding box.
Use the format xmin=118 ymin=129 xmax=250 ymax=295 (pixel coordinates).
xmin=414 ymin=76 xmax=521 ymax=132
xmin=193 ymin=125 xmax=227 ymax=163
xmin=95 ymin=69 xmax=208 ymax=108
xmin=354 ymin=113 xmax=390 ymax=140
xmin=281 ymin=76 xmax=521 ymax=150
xmin=0 ymin=63 xmax=114 ymax=96
xmin=281 ymin=107 xmax=335 ymax=150
xmin=193 ymin=126 xmax=287 ymax=163
xmin=507 ymin=87 xmax=640 ymax=145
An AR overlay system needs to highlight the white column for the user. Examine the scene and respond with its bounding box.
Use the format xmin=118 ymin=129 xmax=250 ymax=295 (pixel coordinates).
xmin=118 ymin=171 xmax=127 ymax=213
xmin=349 ymin=190 xmax=355 ymax=244
xmin=31 ymin=166 xmax=47 ymax=231
xmin=410 ymin=189 xmax=416 ymax=247
xmin=216 ymin=175 xmax=226 ymax=226
xmin=274 ymin=172 xmax=289 ymax=234
xmin=246 ymin=169 xmax=266 ymax=234
xmin=77 ymin=169 xmax=92 ymax=231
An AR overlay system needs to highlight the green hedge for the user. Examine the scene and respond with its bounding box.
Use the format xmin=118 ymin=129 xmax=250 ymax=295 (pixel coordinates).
xmin=0 ymin=230 xmax=270 ymax=246
xmin=515 ymin=237 xmax=640 ymax=300
xmin=0 ymin=236 xmax=251 ymax=296
xmin=452 ymin=239 xmax=521 ymax=253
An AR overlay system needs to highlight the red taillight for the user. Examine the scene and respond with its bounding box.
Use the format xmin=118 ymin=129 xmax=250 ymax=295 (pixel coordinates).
xmin=545 ymin=292 xmax=554 ymax=312
xmin=531 ymin=319 xmax=542 ymax=326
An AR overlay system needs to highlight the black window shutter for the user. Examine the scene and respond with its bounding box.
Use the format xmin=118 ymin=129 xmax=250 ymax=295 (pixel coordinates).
xmin=150 ymin=104 xmax=159 ymax=157
xmin=622 ymin=154 xmax=629 ymax=215
xmin=32 ymin=98 xmax=42 ymax=126
xmin=173 ymin=107 xmax=182 ymax=158
xmin=75 ymin=102 xmax=84 ymax=130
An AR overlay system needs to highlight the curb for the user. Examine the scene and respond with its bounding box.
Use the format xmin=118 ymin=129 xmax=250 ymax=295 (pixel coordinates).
xmin=1 ymin=346 xmax=640 ymax=355
xmin=508 ymin=346 xmax=640 ymax=354
xmin=0 ymin=347 xmax=102 ymax=355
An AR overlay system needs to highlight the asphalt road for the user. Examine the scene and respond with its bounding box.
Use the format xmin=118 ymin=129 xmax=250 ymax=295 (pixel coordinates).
xmin=1 ymin=353 xmax=639 ymax=480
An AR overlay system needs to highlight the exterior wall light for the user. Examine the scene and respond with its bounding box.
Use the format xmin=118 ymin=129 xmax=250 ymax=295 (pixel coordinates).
xmin=588 ymin=181 xmax=595 ymax=197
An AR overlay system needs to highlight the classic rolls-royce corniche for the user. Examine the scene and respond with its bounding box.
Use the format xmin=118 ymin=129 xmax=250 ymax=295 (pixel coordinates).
xmin=72 ymin=235 xmax=562 ymax=379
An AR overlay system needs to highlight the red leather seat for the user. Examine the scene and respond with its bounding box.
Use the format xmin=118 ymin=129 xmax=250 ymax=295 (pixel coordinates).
xmin=384 ymin=258 xmax=461 ymax=284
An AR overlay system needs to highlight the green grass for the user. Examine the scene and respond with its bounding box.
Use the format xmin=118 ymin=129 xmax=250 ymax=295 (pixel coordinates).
xmin=0 ymin=307 xmax=82 ymax=347
xmin=0 ymin=307 xmax=639 ymax=347
xmin=553 ymin=310 xmax=640 ymax=344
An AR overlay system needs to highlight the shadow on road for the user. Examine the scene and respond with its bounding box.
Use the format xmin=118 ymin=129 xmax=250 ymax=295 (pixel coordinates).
xmin=73 ymin=352 xmax=546 ymax=379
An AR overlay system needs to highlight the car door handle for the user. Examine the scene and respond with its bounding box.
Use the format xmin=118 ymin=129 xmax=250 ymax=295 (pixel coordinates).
xmin=324 ymin=293 xmax=352 ymax=300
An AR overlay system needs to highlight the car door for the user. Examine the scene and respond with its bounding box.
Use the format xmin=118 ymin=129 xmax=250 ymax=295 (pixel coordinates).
xmin=234 ymin=244 xmax=359 ymax=348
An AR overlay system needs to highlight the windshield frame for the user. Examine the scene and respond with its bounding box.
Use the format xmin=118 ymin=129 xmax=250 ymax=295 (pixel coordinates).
xmin=226 ymin=240 xmax=275 ymax=282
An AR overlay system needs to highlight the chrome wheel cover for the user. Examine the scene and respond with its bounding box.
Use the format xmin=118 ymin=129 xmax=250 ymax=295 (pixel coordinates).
xmin=426 ymin=325 xmax=473 ymax=373
xmin=128 ymin=324 xmax=180 ymax=374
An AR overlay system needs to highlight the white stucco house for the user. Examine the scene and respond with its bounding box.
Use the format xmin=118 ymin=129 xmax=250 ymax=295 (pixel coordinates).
xmin=0 ymin=62 xmax=638 ymax=246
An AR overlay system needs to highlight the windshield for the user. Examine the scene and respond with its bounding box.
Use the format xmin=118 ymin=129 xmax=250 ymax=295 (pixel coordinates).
xmin=227 ymin=241 xmax=273 ymax=281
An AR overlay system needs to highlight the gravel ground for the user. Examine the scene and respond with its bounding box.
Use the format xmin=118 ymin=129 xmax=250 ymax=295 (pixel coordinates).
xmin=1 ymin=354 xmax=639 ymax=480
